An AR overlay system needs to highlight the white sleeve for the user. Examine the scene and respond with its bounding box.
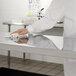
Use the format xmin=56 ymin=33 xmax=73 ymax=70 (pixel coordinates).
xmin=26 ymin=0 xmax=64 ymax=34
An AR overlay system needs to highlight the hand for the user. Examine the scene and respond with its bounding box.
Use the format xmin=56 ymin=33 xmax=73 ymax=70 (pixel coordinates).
xmin=11 ymin=28 xmax=28 ymax=35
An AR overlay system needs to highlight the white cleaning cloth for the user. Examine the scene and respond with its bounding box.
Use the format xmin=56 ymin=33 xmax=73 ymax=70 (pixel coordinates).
xmin=5 ymin=33 xmax=28 ymax=41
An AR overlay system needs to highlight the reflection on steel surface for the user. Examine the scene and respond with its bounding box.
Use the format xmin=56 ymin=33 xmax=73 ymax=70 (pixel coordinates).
xmin=8 ymin=34 xmax=58 ymax=49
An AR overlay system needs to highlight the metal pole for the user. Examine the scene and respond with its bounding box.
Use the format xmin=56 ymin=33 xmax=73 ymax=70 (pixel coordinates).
xmin=8 ymin=50 xmax=11 ymax=68
xmin=23 ymin=52 xmax=26 ymax=61
xmin=24 ymin=25 xmax=26 ymax=28
xmin=8 ymin=24 xmax=11 ymax=32
xmin=23 ymin=25 xmax=26 ymax=61
xmin=8 ymin=24 xmax=11 ymax=68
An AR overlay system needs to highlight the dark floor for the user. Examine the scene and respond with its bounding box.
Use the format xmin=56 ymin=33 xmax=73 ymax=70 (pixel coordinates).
xmin=0 ymin=55 xmax=64 ymax=76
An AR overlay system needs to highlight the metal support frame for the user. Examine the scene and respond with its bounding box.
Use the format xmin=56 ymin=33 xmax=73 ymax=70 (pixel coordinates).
xmin=2 ymin=22 xmax=27 ymax=68
xmin=8 ymin=50 xmax=11 ymax=68
xmin=7 ymin=24 xmax=26 ymax=67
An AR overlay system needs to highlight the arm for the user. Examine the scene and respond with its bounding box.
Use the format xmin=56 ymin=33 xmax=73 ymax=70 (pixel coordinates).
xmin=26 ymin=0 xmax=64 ymax=34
